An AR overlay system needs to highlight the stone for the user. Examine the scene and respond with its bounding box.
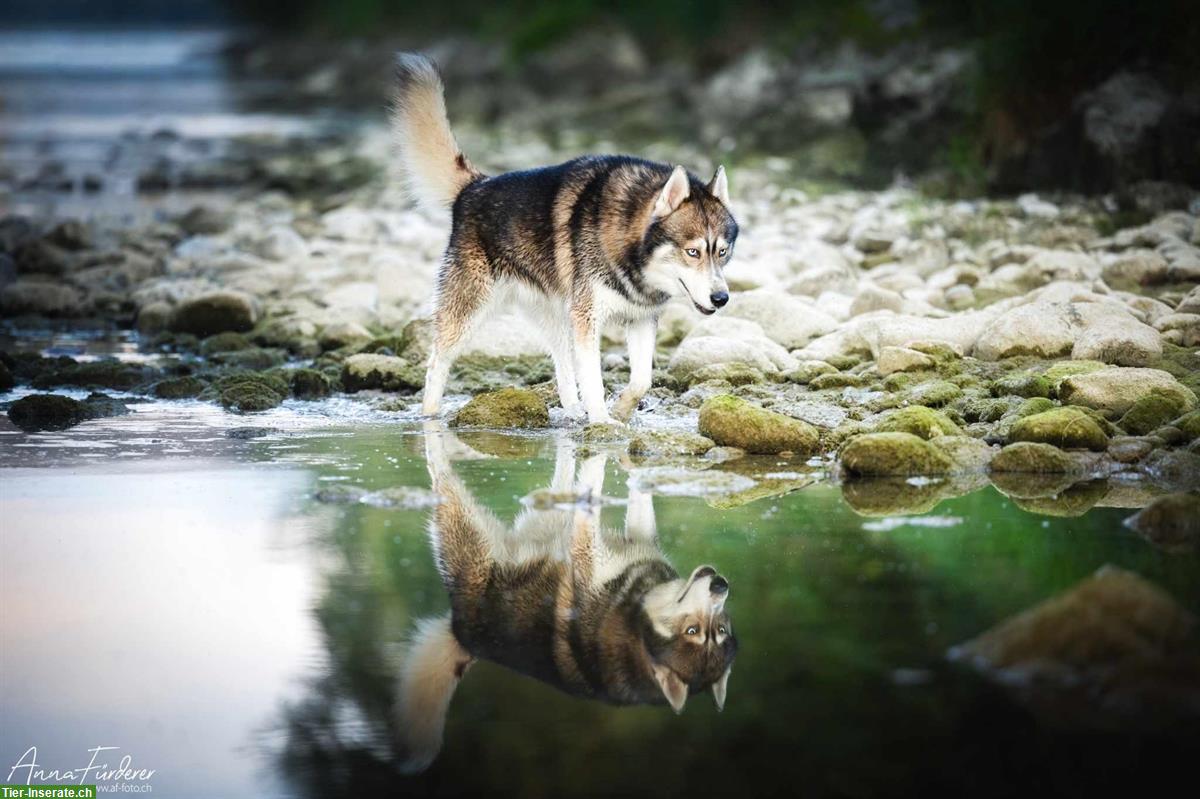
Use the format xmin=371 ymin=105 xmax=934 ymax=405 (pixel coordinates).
xmin=872 ymin=406 xmax=961 ymax=439
xmin=153 ymin=376 xmax=206 ymax=399
xmin=178 ymin=205 xmax=232 ymax=235
xmin=289 ymin=368 xmax=333 ymax=400
xmin=877 ymin=346 xmax=935 ymax=375
xmin=1125 ymin=494 xmax=1200 ymax=554
xmin=318 ymin=321 xmax=373 ymax=351
xmin=1118 ymin=391 xmax=1192 ymax=435
xmin=929 ymin=435 xmax=996 ymax=473
xmin=669 ymin=335 xmax=793 ymax=385
xmin=7 ymin=392 xmax=129 ymax=431
xmin=452 ymin=388 xmax=549 ymax=429
xmin=839 ymin=432 xmax=955 ymax=476
xmin=341 ymin=353 xmax=424 ymax=393
xmin=782 ymin=360 xmax=837 ymax=384
xmin=257 ymin=225 xmax=308 ymax=262
xmin=136 ymin=301 xmax=173 ymax=334
xmin=723 ymin=289 xmax=838 ymax=349
xmin=200 ymin=331 xmax=252 ymax=355
xmin=849 ymin=284 xmax=904 ymax=317
xmin=214 ymin=374 xmax=286 ymax=412
xmin=170 ymin=291 xmax=257 ymax=336
xmin=989 ymin=442 xmax=1076 ymax=473
xmin=1071 ymin=303 xmax=1162 ymax=366
xmin=628 ymin=430 xmax=716 ymax=458
xmin=1059 ymin=367 xmax=1197 ymax=416
xmin=698 ymin=395 xmax=819 ymax=455
xmin=0 ymin=280 xmax=86 ymax=317
xmin=1010 ymin=408 xmax=1110 ymax=451
xmin=1101 ymin=249 xmax=1169 ymax=287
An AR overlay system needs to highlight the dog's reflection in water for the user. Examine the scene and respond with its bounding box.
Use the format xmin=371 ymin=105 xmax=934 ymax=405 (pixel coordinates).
xmin=395 ymin=423 xmax=738 ymax=772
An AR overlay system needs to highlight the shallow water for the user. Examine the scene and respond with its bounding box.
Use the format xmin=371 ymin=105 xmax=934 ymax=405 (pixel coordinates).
xmin=2 ymin=396 xmax=1197 ymax=798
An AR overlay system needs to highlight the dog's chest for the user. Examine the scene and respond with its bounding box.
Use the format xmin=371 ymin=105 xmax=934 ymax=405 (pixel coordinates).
xmin=593 ymin=283 xmax=661 ymax=324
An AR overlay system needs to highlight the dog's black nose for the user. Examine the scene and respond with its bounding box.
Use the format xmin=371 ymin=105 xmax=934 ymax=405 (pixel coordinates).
xmin=710 ymin=291 xmax=729 ymax=308
xmin=710 ymin=576 xmax=729 ymax=595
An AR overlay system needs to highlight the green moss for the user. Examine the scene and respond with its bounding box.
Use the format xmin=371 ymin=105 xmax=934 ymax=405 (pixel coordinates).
xmin=959 ymin=396 xmax=1013 ymax=423
xmin=8 ymin=394 xmax=91 ymax=431
xmin=990 ymin=372 xmax=1053 ymax=399
xmin=783 ymin=361 xmax=836 ymax=384
xmin=698 ymin=395 xmax=819 ymax=455
xmin=989 ymin=442 xmax=1076 ymax=473
xmin=872 ymin=406 xmax=962 ymax=439
xmin=153 ymin=375 xmax=206 ymax=399
xmin=929 ymin=435 xmax=996 ymax=473
xmin=30 ymin=359 xmax=156 ymax=392
xmin=629 ymin=430 xmax=716 ymax=458
xmin=839 ymin=432 xmax=955 ymax=476
xmin=824 ymin=355 xmax=863 ymax=371
xmin=1012 ymin=480 xmax=1109 ymax=518
xmin=209 ymin=347 xmax=287 ymax=370
xmin=1010 ymin=408 xmax=1109 ymax=451
xmin=841 ymin=477 xmax=950 ymax=516
xmin=1118 ymin=391 xmax=1191 ymax=436
xmin=452 ymin=387 xmax=549 ymax=429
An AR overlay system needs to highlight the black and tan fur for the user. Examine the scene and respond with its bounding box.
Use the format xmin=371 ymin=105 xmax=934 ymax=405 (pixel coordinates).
xmin=391 ymin=53 xmax=739 ymax=424
xmin=394 ymin=423 xmax=737 ymax=773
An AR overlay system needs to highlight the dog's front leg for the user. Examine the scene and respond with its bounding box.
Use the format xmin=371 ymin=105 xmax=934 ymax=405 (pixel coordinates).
xmin=612 ymin=317 xmax=655 ymax=422
xmin=572 ymin=305 xmax=613 ymax=425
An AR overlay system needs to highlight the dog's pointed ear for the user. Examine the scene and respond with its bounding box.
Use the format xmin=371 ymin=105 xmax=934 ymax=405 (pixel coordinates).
xmin=653 ymin=663 xmax=688 ymax=713
xmin=712 ymin=666 xmax=731 ymax=712
xmin=707 ymin=165 xmax=730 ymax=207
xmin=653 ymin=165 xmax=690 ymax=219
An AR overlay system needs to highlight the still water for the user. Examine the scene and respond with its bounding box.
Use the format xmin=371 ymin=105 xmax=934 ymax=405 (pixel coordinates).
xmin=1 ymin=398 xmax=1197 ymax=798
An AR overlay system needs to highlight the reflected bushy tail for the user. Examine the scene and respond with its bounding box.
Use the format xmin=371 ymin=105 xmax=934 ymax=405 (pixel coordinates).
xmin=393 ymin=612 xmax=472 ymax=773
xmin=390 ymin=53 xmax=481 ymax=213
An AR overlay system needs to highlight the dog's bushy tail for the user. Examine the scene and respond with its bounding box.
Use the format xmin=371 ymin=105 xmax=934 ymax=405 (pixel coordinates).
xmin=393 ymin=613 xmax=473 ymax=774
xmin=391 ymin=53 xmax=481 ymax=213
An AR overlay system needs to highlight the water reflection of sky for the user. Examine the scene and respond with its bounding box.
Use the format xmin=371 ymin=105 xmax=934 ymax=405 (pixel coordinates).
xmin=1 ymin=466 xmax=320 ymax=798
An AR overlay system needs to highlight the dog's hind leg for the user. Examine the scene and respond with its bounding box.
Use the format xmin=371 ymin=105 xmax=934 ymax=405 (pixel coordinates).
xmin=423 ymin=257 xmax=492 ymax=417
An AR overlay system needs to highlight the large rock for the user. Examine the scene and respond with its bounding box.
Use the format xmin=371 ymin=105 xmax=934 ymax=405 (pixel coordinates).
xmin=698 ymin=395 xmax=818 ymax=455
xmin=871 ymin=406 xmax=961 ymax=439
xmin=169 ymin=290 xmax=257 ymax=336
xmin=0 ymin=280 xmax=86 ymax=316
xmin=839 ymin=432 xmax=955 ymax=476
xmin=669 ymin=332 xmax=793 ymax=385
xmin=975 ymin=300 xmax=1162 ymax=365
xmin=452 ymin=388 xmax=549 ymax=429
xmin=989 ymin=442 xmax=1076 ymax=473
xmin=723 ymin=289 xmax=838 ymax=349
xmin=1010 ymin=408 xmax=1110 ymax=451
xmin=1058 ymin=367 xmax=1197 ymax=416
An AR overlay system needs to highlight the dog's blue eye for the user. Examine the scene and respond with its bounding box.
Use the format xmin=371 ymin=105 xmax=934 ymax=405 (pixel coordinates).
xmin=685 ymin=248 xmax=700 ymax=258
xmin=718 ymin=248 xmax=727 ymax=258
xmin=719 ymin=626 xmax=727 ymax=635
xmin=686 ymin=626 xmax=698 ymax=635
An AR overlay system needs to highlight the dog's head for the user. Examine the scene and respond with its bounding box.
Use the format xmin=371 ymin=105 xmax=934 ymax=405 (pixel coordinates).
xmin=640 ymin=564 xmax=738 ymax=712
xmin=643 ymin=165 xmax=738 ymax=315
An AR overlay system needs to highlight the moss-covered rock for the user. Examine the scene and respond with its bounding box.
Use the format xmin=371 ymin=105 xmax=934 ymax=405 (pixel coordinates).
xmin=203 ymin=373 xmax=288 ymax=412
xmin=1176 ymin=411 xmax=1200 ymax=442
xmin=989 ymin=442 xmax=1076 ymax=473
xmin=929 ymin=435 xmax=996 ymax=473
xmin=990 ymin=372 xmax=1054 ymax=399
xmin=199 ymin=331 xmax=251 ymax=355
xmin=1125 ymin=493 xmax=1200 ymax=554
xmin=1118 ymin=391 xmax=1192 ymax=436
xmin=959 ymin=396 xmax=1013 ymax=423
xmin=1010 ymin=407 xmax=1109 ymax=451
xmin=783 ymin=360 xmax=837 ymax=384
xmin=1058 ymin=367 xmax=1197 ymax=416
xmin=7 ymin=392 xmax=129 ymax=431
xmin=152 ymin=375 xmax=206 ymax=399
xmin=809 ymin=372 xmax=868 ymax=390
xmin=689 ymin=363 xmax=766 ymax=386
xmin=698 ymin=395 xmax=819 ymax=455
xmin=452 ymin=387 xmax=549 ymax=429
xmin=629 ymin=430 xmax=715 ymax=457
xmin=839 ymin=432 xmax=955 ymax=476
xmin=1041 ymin=359 xmax=1107 ymax=390
xmin=872 ymin=406 xmax=961 ymax=439
xmin=1012 ymin=479 xmax=1108 ymax=517
xmin=169 ymin=290 xmax=257 ymax=336
xmin=341 ymin=353 xmax=424 ymax=393
xmin=1015 ymin=397 xmax=1056 ymax=417
xmin=904 ymin=380 xmax=962 ymax=407
xmin=289 ymin=368 xmax=333 ymax=400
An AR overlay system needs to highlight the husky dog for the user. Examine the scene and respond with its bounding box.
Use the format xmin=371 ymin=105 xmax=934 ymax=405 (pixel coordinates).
xmin=394 ymin=423 xmax=737 ymax=773
xmin=391 ymin=53 xmax=739 ymax=424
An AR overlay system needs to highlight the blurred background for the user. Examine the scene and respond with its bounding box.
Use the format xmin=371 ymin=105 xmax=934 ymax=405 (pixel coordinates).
xmin=2 ymin=0 xmax=1198 ymax=211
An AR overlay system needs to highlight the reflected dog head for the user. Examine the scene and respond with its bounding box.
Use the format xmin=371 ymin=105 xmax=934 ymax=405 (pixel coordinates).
xmin=641 ymin=564 xmax=737 ymax=712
